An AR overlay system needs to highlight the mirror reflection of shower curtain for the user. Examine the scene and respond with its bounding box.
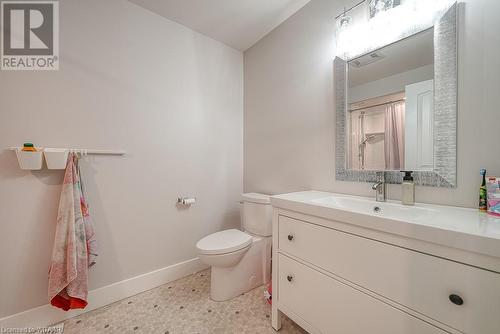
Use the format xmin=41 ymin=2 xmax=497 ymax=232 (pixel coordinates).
xmin=384 ymin=101 xmax=405 ymax=170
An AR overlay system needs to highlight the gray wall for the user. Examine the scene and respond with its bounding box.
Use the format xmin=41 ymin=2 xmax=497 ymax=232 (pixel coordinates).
xmin=349 ymin=64 xmax=434 ymax=103
xmin=0 ymin=0 xmax=243 ymax=318
xmin=244 ymin=0 xmax=500 ymax=208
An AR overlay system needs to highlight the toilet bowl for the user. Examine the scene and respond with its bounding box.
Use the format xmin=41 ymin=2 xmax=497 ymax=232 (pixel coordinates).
xmin=196 ymin=193 xmax=273 ymax=301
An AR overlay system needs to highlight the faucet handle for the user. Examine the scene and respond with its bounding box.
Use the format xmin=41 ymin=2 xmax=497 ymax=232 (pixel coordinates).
xmin=375 ymin=171 xmax=385 ymax=182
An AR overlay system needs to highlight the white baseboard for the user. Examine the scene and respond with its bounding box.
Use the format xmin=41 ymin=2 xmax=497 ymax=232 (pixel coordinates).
xmin=0 ymin=258 xmax=208 ymax=328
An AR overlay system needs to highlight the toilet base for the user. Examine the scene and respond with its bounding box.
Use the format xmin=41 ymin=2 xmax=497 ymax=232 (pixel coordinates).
xmin=210 ymin=236 xmax=271 ymax=301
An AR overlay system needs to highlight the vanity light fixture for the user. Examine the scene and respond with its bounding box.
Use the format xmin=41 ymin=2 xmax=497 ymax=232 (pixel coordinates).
xmin=337 ymin=6 xmax=352 ymax=32
xmin=336 ymin=0 xmax=456 ymax=60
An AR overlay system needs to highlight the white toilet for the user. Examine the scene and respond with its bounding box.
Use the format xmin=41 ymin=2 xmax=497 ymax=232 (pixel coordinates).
xmin=196 ymin=193 xmax=272 ymax=301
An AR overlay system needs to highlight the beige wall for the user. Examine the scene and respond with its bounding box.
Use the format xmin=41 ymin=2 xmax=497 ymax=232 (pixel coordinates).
xmin=0 ymin=0 xmax=243 ymax=318
xmin=244 ymin=0 xmax=500 ymax=208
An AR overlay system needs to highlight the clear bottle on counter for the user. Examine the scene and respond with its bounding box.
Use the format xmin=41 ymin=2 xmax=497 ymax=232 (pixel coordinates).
xmin=402 ymin=171 xmax=415 ymax=206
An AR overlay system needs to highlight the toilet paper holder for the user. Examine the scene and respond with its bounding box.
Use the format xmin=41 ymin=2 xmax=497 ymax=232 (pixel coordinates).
xmin=177 ymin=197 xmax=196 ymax=205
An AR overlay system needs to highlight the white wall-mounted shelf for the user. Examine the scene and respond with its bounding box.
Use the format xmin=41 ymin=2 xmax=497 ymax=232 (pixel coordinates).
xmin=14 ymin=149 xmax=44 ymax=170
xmin=8 ymin=147 xmax=126 ymax=170
xmin=44 ymin=148 xmax=69 ymax=170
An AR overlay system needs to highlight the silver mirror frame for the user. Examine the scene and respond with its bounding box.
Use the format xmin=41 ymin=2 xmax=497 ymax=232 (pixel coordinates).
xmin=335 ymin=3 xmax=458 ymax=187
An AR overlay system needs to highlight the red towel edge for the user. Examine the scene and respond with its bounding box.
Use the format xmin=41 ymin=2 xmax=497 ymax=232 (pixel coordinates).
xmin=51 ymin=295 xmax=87 ymax=311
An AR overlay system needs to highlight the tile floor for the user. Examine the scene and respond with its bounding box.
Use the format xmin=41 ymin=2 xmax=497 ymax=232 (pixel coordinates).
xmin=63 ymin=270 xmax=306 ymax=334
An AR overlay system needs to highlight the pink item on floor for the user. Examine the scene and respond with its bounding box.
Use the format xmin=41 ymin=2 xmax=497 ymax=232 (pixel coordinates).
xmin=265 ymin=280 xmax=272 ymax=305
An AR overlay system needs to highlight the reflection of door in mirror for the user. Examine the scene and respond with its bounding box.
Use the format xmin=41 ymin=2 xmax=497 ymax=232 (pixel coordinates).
xmin=405 ymin=80 xmax=434 ymax=171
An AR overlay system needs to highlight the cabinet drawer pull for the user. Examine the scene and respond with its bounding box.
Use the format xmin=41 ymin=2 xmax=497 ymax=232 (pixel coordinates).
xmin=288 ymin=234 xmax=294 ymax=241
xmin=287 ymin=275 xmax=294 ymax=282
xmin=449 ymin=294 xmax=464 ymax=306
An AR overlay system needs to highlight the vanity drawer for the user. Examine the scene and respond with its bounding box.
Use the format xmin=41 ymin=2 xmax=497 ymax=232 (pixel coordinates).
xmin=278 ymin=215 xmax=500 ymax=334
xmin=278 ymin=254 xmax=447 ymax=334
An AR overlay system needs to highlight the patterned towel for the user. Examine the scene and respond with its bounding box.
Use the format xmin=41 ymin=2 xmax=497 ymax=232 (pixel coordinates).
xmin=48 ymin=153 xmax=97 ymax=310
xmin=77 ymin=158 xmax=98 ymax=267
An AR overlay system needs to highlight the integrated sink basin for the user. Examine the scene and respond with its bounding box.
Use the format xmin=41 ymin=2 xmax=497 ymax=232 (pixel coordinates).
xmin=311 ymin=196 xmax=437 ymax=222
xmin=270 ymin=191 xmax=500 ymax=260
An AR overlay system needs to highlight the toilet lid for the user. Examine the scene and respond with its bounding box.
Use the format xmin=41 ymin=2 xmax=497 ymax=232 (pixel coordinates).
xmin=242 ymin=193 xmax=271 ymax=204
xmin=196 ymin=229 xmax=252 ymax=255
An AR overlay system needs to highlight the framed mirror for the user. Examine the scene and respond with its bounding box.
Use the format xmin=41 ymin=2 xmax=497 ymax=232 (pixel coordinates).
xmin=335 ymin=3 xmax=457 ymax=187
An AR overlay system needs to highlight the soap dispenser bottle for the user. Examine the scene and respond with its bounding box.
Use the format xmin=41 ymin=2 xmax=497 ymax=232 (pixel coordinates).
xmin=402 ymin=171 xmax=415 ymax=206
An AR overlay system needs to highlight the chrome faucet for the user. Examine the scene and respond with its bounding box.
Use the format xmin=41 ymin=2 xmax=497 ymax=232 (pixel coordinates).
xmin=372 ymin=171 xmax=386 ymax=202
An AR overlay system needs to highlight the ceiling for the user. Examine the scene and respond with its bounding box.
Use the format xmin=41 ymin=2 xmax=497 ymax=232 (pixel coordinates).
xmin=128 ymin=0 xmax=312 ymax=51
xmin=349 ymin=28 xmax=435 ymax=87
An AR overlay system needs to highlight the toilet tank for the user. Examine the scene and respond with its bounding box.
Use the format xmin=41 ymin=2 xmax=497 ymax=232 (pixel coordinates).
xmin=241 ymin=193 xmax=272 ymax=237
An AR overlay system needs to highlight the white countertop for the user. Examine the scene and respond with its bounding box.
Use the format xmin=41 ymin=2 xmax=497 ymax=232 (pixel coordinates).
xmin=271 ymin=191 xmax=500 ymax=259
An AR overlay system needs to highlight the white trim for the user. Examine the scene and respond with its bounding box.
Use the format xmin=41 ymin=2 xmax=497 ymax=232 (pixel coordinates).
xmin=0 ymin=258 xmax=207 ymax=328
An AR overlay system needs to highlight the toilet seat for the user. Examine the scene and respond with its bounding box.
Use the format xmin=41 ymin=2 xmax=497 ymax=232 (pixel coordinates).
xmin=196 ymin=229 xmax=252 ymax=255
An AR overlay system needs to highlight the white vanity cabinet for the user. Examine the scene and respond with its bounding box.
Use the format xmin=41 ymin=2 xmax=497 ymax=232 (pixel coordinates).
xmin=271 ymin=192 xmax=500 ymax=334
xmin=277 ymin=254 xmax=447 ymax=334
